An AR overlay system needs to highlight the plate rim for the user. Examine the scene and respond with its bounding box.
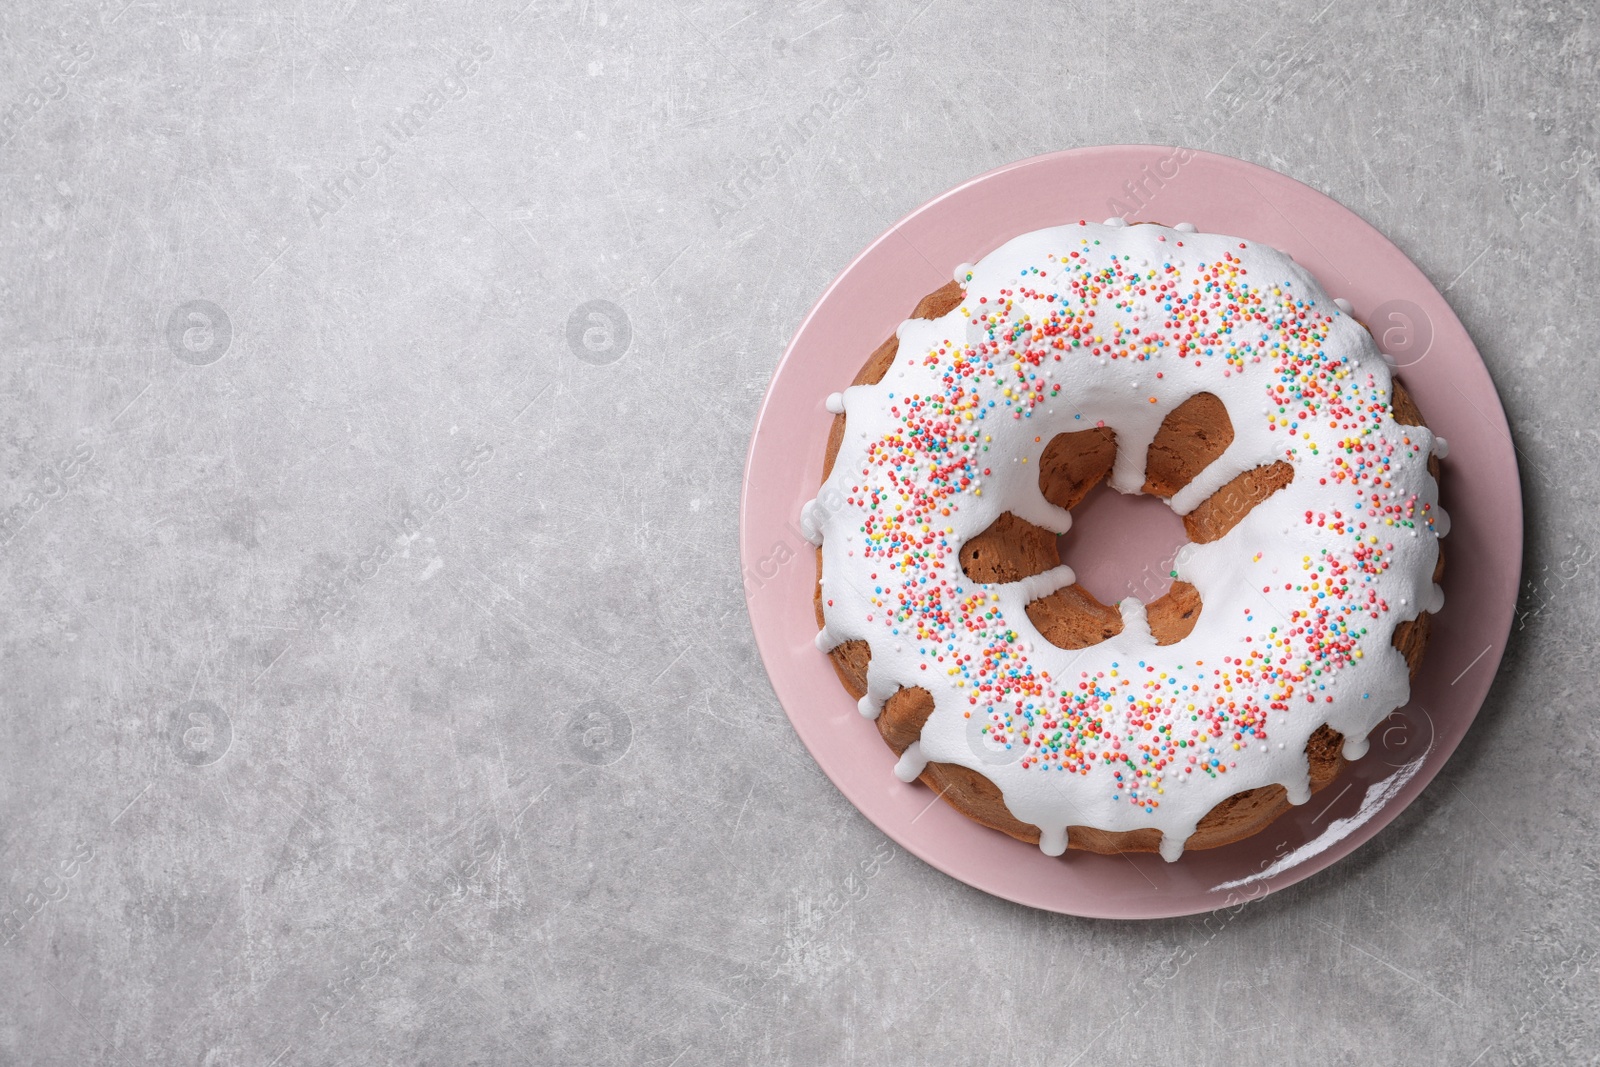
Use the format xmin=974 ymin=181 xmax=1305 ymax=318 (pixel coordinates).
xmin=739 ymin=144 xmax=1523 ymax=919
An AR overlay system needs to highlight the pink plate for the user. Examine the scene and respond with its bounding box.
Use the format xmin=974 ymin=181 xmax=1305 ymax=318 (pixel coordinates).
xmin=739 ymin=146 xmax=1521 ymax=919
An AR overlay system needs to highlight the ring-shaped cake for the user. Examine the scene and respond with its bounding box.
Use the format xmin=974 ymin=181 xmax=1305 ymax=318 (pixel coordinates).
xmin=804 ymin=219 xmax=1447 ymax=862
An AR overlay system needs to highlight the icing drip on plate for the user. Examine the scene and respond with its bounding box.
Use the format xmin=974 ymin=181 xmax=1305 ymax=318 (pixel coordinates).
xmin=809 ymin=221 xmax=1446 ymax=861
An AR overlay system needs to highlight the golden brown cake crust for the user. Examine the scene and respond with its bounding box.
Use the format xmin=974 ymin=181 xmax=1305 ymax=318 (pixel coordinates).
xmin=813 ymin=267 xmax=1440 ymax=858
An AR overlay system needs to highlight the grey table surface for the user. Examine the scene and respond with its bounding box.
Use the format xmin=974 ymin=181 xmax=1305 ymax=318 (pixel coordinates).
xmin=1 ymin=0 xmax=1596 ymax=1064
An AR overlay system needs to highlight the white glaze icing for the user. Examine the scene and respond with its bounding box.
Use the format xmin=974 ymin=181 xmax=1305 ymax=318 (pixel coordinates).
xmin=812 ymin=221 xmax=1445 ymax=861
xmin=894 ymin=741 xmax=928 ymax=782
xmin=797 ymin=497 xmax=824 ymax=545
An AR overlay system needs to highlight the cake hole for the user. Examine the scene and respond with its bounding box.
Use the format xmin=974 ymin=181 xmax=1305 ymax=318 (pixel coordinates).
xmin=959 ymin=511 xmax=1060 ymax=585
xmin=1056 ymin=482 xmax=1189 ymax=606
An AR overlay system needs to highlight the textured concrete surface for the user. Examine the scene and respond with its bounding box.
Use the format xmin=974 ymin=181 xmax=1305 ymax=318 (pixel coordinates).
xmin=1 ymin=0 xmax=1596 ymax=1064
